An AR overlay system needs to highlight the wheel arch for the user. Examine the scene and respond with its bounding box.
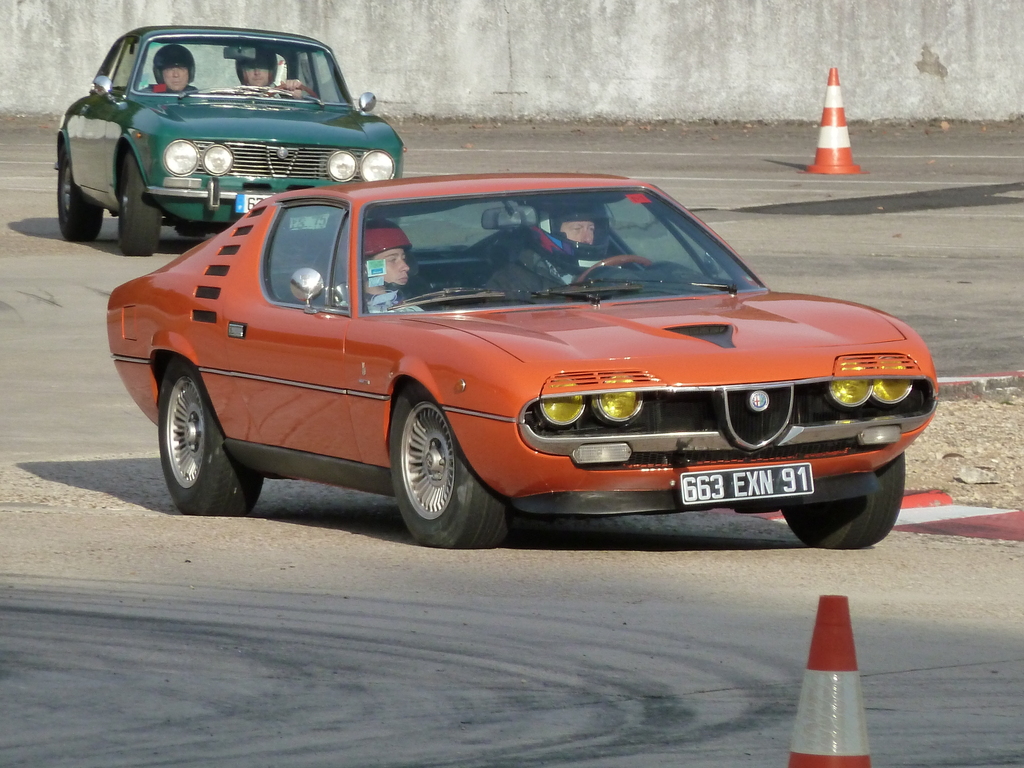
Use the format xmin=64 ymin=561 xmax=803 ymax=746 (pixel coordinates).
xmin=114 ymin=137 xmax=143 ymax=207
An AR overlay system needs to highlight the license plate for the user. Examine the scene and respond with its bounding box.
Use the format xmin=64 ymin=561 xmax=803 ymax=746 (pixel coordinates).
xmin=679 ymin=462 xmax=814 ymax=506
xmin=234 ymin=194 xmax=271 ymax=213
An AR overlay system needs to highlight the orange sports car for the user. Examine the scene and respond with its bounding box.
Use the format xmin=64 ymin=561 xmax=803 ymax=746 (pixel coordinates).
xmin=107 ymin=174 xmax=937 ymax=549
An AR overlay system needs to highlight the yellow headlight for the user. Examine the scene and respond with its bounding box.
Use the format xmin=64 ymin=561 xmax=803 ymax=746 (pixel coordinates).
xmin=829 ymin=379 xmax=871 ymax=406
xmin=594 ymin=391 xmax=642 ymax=423
xmin=872 ymin=378 xmax=913 ymax=403
xmin=540 ymin=395 xmax=585 ymax=426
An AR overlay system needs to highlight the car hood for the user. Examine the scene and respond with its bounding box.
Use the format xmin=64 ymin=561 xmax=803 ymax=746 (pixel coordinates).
xmin=411 ymin=292 xmax=912 ymax=375
xmin=147 ymin=102 xmax=391 ymax=146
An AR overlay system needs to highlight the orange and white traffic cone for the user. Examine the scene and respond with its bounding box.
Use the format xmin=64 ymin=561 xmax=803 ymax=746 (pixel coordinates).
xmin=805 ymin=68 xmax=864 ymax=174
xmin=788 ymin=595 xmax=872 ymax=768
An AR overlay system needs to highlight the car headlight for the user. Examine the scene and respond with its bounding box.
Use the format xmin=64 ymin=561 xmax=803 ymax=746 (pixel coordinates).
xmin=872 ymin=378 xmax=913 ymax=404
xmin=593 ymin=391 xmax=642 ymax=423
xmin=359 ymin=150 xmax=395 ymax=181
xmin=829 ymin=379 xmax=871 ymax=407
xmin=163 ymin=140 xmax=199 ymax=176
xmin=328 ymin=151 xmax=357 ymax=182
xmin=539 ymin=395 xmax=585 ymax=427
xmin=201 ymin=144 xmax=233 ymax=176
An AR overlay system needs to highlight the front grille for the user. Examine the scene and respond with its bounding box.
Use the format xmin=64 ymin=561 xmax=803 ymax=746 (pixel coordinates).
xmin=723 ymin=385 xmax=793 ymax=449
xmin=194 ymin=141 xmax=366 ymax=181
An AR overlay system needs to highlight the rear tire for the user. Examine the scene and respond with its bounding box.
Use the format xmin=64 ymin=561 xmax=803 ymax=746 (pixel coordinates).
xmin=57 ymin=145 xmax=103 ymax=242
xmin=118 ymin=154 xmax=162 ymax=256
xmin=158 ymin=358 xmax=263 ymax=516
xmin=390 ymin=385 xmax=510 ymax=548
xmin=781 ymin=454 xmax=905 ymax=549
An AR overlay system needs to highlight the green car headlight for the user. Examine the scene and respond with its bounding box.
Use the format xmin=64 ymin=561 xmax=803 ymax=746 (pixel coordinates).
xmin=594 ymin=391 xmax=642 ymax=423
xmin=201 ymin=144 xmax=233 ymax=176
xmin=829 ymin=378 xmax=871 ymax=407
xmin=328 ymin=151 xmax=357 ymax=182
xmin=539 ymin=395 xmax=585 ymax=426
xmin=359 ymin=150 xmax=395 ymax=181
xmin=163 ymin=140 xmax=199 ymax=176
xmin=872 ymin=378 xmax=913 ymax=404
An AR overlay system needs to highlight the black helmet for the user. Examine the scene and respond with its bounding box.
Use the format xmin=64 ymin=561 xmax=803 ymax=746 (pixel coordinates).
xmin=152 ymin=44 xmax=195 ymax=84
xmin=236 ymin=48 xmax=278 ymax=83
xmin=545 ymin=201 xmax=611 ymax=263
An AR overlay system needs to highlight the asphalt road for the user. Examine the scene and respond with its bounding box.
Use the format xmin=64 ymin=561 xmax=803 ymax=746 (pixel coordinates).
xmin=1 ymin=117 xmax=1023 ymax=767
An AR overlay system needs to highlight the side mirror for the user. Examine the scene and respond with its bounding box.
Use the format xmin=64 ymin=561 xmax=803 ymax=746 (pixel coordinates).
xmin=91 ymin=75 xmax=113 ymax=96
xmin=357 ymin=92 xmax=377 ymax=113
xmin=290 ymin=268 xmax=324 ymax=313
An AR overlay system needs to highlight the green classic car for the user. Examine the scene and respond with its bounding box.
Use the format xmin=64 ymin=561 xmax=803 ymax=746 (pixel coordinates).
xmin=57 ymin=26 xmax=404 ymax=256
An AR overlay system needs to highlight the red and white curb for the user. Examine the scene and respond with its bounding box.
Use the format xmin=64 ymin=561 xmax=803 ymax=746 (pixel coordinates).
xmin=895 ymin=490 xmax=1024 ymax=541
xmin=755 ymin=490 xmax=1024 ymax=542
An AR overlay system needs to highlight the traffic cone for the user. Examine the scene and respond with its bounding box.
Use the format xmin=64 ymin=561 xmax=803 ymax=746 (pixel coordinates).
xmin=788 ymin=595 xmax=872 ymax=767
xmin=805 ymin=68 xmax=864 ymax=174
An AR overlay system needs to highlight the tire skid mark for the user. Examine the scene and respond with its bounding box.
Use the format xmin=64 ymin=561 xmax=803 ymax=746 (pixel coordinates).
xmin=0 ymin=590 xmax=795 ymax=767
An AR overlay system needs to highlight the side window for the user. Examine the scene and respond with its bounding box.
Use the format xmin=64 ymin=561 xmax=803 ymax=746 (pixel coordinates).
xmin=110 ymin=38 xmax=140 ymax=91
xmin=96 ymin=38 xmax=125 ymax=79
xmin=262 ymin=204 xmax=347 ymax=308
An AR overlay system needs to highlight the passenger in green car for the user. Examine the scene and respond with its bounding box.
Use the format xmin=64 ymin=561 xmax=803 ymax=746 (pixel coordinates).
xmin=146 ymin=44 xmax=197 ymax=93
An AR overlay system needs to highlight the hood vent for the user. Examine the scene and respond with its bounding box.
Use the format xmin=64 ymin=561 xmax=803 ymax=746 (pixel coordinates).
xmin=667 ymin=323 xmax=735 ymax=348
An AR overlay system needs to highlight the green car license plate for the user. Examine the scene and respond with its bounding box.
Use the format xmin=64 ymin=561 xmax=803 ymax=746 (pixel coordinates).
xmin=234 ymin=194 xmax=271 ymax=214
xmin=679 ymin=462 xmax=814 ymax=506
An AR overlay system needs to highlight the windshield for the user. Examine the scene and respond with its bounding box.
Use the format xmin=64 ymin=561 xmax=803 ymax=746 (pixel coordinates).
xmin=358 ymin=189 xmax=764 ymax=314
xmin=132 ymin=36 xmax=349 ymax=103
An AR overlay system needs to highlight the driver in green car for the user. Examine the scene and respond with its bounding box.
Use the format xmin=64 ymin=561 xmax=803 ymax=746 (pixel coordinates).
xmin=236 ymin=48 xmax=308 ymax=98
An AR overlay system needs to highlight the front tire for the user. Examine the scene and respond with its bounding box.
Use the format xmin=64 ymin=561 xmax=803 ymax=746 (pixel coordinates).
xmin=390 ymin=386 xmax=510 ymax=548
xmin=781 ymin=454 xmax=905 ymax=549
xmin=158 ymin=358 xmax=263 ymax=516
xmin=57 ymin=145 xmax=103 ymax=242
xmin=118 ymin=153 xmax=162 ymax=257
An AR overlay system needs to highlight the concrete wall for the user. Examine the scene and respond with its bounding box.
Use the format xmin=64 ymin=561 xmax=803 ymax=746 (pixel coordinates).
xmin=5 ymin=0 xmax=1023 ymax=121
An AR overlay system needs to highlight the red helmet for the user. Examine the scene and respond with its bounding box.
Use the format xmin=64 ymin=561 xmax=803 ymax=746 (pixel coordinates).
xmin=363 ymin=224 xmax=410 ymax=257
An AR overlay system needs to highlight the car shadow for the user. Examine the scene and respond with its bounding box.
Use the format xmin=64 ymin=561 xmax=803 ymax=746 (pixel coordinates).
xmin=16 ymin=458 xmax=804 ymax=551
xmin=737 ymin=180 xmax=1024 ymax=216
xmin=506 ymin=511 xmax=802 ymax=551
xmin=8 ymin=217 xmax=204 ymax=256
xmin=18 ymin=457 xmax=178 ymax=514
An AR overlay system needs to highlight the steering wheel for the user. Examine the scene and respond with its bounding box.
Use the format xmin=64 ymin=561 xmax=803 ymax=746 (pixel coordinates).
xmin=573 ymin=254 xmax=653 ymax=284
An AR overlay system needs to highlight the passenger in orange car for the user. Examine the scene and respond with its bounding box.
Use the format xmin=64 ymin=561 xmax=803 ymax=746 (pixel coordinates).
xmin=362 ymin=223 xmax=412 ymax=313
xmin=486 ymin=202 xmax=610 ymax=295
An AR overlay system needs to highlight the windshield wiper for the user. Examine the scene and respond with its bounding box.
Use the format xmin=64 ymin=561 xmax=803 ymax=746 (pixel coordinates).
xmin=531 ymin=281 xmax=645 ymax=306
xmin=180 ymin=86 xmax=325 ymax=106
xmin=394 ymin=288 xmax=512 ymax=309
xmin=688 ymin=281 xmax=738 ymax=295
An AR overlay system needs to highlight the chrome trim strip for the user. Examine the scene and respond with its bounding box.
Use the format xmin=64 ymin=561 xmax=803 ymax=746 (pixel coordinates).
xmin=347 ymin=390 xmax=390 ymax=401
xmin=199 ymin=365 xmax=390 ymax=401
xmin=517 ymin=411 xmax=935 ymax=456
xmin=111 ymin=354 xmax=149 ymax=364
xmin=198 ymin=367 xmax=346 ymax=395
xmin=443 ymin=406 xmax=517 ymax=423
xmin=147 ymin=185 xmax=238 ymax=201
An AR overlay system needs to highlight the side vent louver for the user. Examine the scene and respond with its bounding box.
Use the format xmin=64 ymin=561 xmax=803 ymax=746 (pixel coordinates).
xmin=192 ymin=310 xmax=217 ymax=324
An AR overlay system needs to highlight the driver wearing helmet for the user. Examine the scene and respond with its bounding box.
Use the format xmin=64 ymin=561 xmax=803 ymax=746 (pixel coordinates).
xmin=236 ymin=48 xmax=308 ymax=98
xmin=485 ymin=201 xmax=610 ymax=295
xmin=146 ymin=44 xmax=197 ymax=93
xmin=362 ymin=222 xmax=413 ymax=313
